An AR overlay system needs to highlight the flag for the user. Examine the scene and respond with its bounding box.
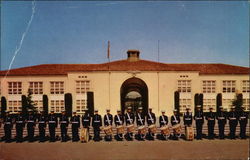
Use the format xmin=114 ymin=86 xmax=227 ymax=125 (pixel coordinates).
xmin=107 ymin=41 xmax=110 ymax=59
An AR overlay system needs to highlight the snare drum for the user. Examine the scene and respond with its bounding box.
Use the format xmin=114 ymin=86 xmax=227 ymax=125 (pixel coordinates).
xmin=160 ymin=125 xmax=170 ymax=136
xmin=103 ymin=126 xmax=113 ymax=135
xmin=148 ymin=124 xmax=157 ymax=134
xmin=127 ymin=124 xmax=135 ymax=133
xmin=186 ymin=126 xmax=194 ymax=141
xmin=116 ymin=125 xmax=125 ymax=134
xmin=138 ymin=126 xmax=147 ymax=135
xmin=172 ymin=124 xmax=182 ymax=134
xmin=80 ymin=128 xmax=89 ymax=143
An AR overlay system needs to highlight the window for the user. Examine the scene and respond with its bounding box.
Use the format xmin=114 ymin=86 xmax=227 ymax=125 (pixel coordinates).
xmin=50 ymin=100 xmax=64 ymax=113
xmin=76 ymin=99 xmax=87 ymax=113
xmin=179 ymin=99 xmax=191 ymax=113
xmin=8 ymin=100 xmax=22 ymax=113
xmin=29 ymin=82 xmax=43 ymax=94
xmin=203 ymin=99 xmax=216 ymax=112
xmin=202 ymin=81 xmax=216 ymax=93
xmin=222 ymin=99 xmax=233 ymax=109
xmin=8 ymin=82 xmax=22 ymax=94
xmin=76 ymin=80 xmax=90 ymax=94
xmin=50 ymin=81 xmax=64 ymax=94
xmin=242 ymin=80 xmax=250 ymax=93
xmin=222 ymin=80 xmax=236 ymax=93
xmin=33 ymin=100 xmax=43 ymax=112
xmin=177 ymin=80 xmax=191 ymax=93
xmin=243 ymin=99 xmax=250 ymax=111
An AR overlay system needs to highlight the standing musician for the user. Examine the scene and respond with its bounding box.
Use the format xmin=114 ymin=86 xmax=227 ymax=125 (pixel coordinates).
xmin=146 ymin=107 xmax=156 ymax=140
xmin=26 ymin=109 xmax=36 ymax=142
xmin=228 ymin=106 xmax=238 ymax=139
xmin=3 ymin=111 xmax=13 ymax=143
xmin=48 ymin=110 xmax=58 ymax=142
xmin=82 ymin=109 xmax=91 ymax=131
xmin=183 ymin=107 xmax=192 ymax=127
xmin=216 ymin=106 xmax=227 ymax=139
xmin=37 ymin=110 xmax=47 ymax=142
xmin=125 ymin=106 xmax=135 ymax=141
xmin=136 ymin=107 xmax=146 ymax=141
xmin=205 ymin=107 xmax=216 ymax=139
xmin=104 ymin=109 xmax=113 ymax=141
xmin=114 ymin=109 xmax=124 ymax=141
xmin=239 ymin=106 xmax=248 ymax=139
xmin=194 ymin=105 xmax=204 ymax=140
xmin=71 ymin=111 xmax=80 ymax=142
xmin=15 ymin=110 xmax=25 ymax=143
xmin=159 ymin=110 xmax=169 ymax=140
xmin=92 ymin=109 xmax=102 ymax=141
xmin=59 ymin=110 xmax=69 ymax=142
xmin=171 ymin=109 xmax=181 ymax=140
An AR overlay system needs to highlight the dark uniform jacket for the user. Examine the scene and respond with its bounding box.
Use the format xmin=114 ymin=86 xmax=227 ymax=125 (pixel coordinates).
xmin=206 ymin=112 xmax=216 ymax=125
xmin=104 ymin=114 xmax=113 ymax=126
xmin=59 ymin=115 xmax=69 ymax=127
xmin=114 ymin=114 xmax=124 ymax=126
xmin=171 ymin=115 xmax=180 ymax=126
xmin=227 ymin=111 xmax=238 ymax=125
xmin=239 ymin=111 xmax=248 ymax=125
xmin=125 ymin=112 xmax=135 ymax=125
xmin=216 ymin=111 xmax=227 ymax=124
xmin=71 ymin=115 xmax=80 ymax=128
xmin=38 ymin=114 xmax=47 ymax=128
xmin=4 ymin=115 xmax=13 ymax=128
xmin=48 ymin=114 xmax=58 ymax=127
xmin=159 ymin=115 xmax=168 ymax=127
xmin=136 ymin=113 xmax=145 ymax=126
xmin=183 ymin=112 xmax=192 ymax=126
xmin=194 ymin=111 xmax=204 ymax=124
xmin=15 ymin=114 xmax=25 ymax=128
xmin=26 ymin=114 xmax=36 ymax=128
xmin=82 ymin=113 xmax=91 ymax=127
xmin=147 ymin=112 xmax=156 ymax=125
xmin=92 ymin=114 xmax=102 ymax=128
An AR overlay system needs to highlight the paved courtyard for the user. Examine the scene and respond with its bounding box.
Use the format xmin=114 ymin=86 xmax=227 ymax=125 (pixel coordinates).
xmin=0 ymin=139 xmax=249 ymax=160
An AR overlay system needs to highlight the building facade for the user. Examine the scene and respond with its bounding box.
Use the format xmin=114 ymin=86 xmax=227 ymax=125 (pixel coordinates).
xmin=0 ymin=50 xmax=249 ymax=116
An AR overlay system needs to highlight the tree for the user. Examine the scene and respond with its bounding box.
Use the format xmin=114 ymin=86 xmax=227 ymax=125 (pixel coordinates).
xmin=1 ymin=96 xmax=7 ymax=118
xmin=232 ymin=93 xmax=243 ymax=112
xmin=216 ymin=93 xmax=222 ymax=112
xmin=174 ymin=91 xmax=180 ymax=113
xmin=43 ymin=95 xmax=48 ymax=116
xmin=65 ymin=93 xmax=72 ymax=117
xmin=23 ymin=89 xmax=37 ymax=115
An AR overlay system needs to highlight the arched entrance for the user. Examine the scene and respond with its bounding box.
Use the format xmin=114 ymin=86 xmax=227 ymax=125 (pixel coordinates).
xmin=120 ymin=77 xmax=148 ymax=115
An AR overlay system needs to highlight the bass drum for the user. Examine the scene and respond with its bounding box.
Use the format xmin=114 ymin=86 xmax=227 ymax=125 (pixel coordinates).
xmin=186 ymin=126 xmax=194 ymax=141
xmin=80 ymin=128 xmax=89 ymax=143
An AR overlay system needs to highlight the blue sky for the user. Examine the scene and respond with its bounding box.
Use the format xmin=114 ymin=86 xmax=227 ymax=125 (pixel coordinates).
xmin=1 ymin=1 xmax=249 ymax=70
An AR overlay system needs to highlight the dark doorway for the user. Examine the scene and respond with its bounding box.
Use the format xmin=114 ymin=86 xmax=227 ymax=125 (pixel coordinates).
xmin=120 ymin=77 xmax=148 ymax=115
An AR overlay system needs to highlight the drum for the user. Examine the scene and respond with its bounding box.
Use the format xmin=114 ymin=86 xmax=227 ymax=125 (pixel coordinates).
xmin=172 ymin=124 xmax=182 ymax=135
xmin=160 ymin=125 xmax=170 ymax=136
xmin=127 ymin=124 xmax=135 ymax=133
xmin=138 ymin=126 xmax=147 ymax=135
xmin=80 ymin=128 xmax=89 ymax=143
xmin=116 ymin=125 xmax=125 ymax=134
xmin=186 ymin=126 xmax=194 ymax=141
xmin=148 ymin=124 xmax=157 ymax=134
xmin=103 ymin=126 xmax=113 ymax=135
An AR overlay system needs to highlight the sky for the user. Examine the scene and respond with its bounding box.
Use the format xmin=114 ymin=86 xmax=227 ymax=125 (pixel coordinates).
xmin=1 ymin=1 xmax=249 ymax=71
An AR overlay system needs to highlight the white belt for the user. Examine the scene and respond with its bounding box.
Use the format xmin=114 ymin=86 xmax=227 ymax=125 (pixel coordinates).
xmin=218 ymin=117 xmax=225 ymax=119
xmin=49 ymin=121 xmax=56 ymax=123
xmin=94 ymin=120 xmax=100 ymax=122
xmin=16 ymin=121 xmax=23 ymax=123
xmin=83 ymin=120 xmax=89 ymax=122
xmin=39 ymin=121 xmax=45 ymax=123
xmin=185 ymin=118 xmax=191 ymax=120
xmin=72 ymin=122 xmax=79 ymax=124
xmin=27 ymin=120 xmax=34 ymax=123
xmin=196 ymin=117 xmax=202 ymax=120
xmin=230 ymin=118 xmax=236 ymax=120
xmin=5 ymin=122 xmax=11 ymax=124
xmin=60 ymin=121 xmax=67 ymax=123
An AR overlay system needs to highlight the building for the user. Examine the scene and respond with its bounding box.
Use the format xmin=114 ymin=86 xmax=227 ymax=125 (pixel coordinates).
xmin=0 ymin=50 xmax=249 ymax=116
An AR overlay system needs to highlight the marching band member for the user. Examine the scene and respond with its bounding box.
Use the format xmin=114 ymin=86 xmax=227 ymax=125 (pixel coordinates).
xmin=82 ymin=109 xmax=91 ymax=132
xmin=71 ymin=111 xmax=80 ymax=142
xmin=239 ymin=107 xmax=248 ymax=139
xmin=3 ymin=110 xmax=13 ymax=143
xmin=205 ymin=107 xmax=216 ymax=139
xmin=136 ymin=107 xmax=146 ymax=141
xmin=15 ymin=110 xmax=25 ymax=143
xmin=159 ymin=110 xmax=168 ymax=140
xmin=104 ymin=109 xmax=113 ymax=141
xmin=194 ymin=105 xmax=204 ymax=140
xmin=125 ymin=106 xmax=135 ymax=141
xmin=59 ymin=110 xmax=69 ymax=142
xmin=171 ymin=109 xmax=181 ymax=140
xmin=92 ymin=109 xmax=102 ymax=141
xmin=114 ymin=109 xmax=124 ymax=141
xmin=26 ymin=109 xmax=36 ymax=142
xmin=37 ymin=110 xmax=47 ymax=142
xmin=146 ymin=107 xmax=156 ymax=140
xmin=48 ymin=110 xmax=58 ymax=142
xmin=216 ymin=106 xmax=227 ymax=139
xmin=228 ymin=106 xmax=238 ymax=139
xmin=183 ymin=107 xmax=192 ymax=127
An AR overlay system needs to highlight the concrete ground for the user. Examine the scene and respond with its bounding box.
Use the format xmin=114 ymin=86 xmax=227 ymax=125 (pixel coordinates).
xmin=0 ymin=139 xmax=249 ymax=160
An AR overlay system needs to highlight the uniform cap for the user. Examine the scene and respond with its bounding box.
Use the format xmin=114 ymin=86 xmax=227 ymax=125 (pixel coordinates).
xmin=138 ymin=107 xmax=143 ymax=110
xmin=94 ymin=109 xmax=98 ymax=112
xmin=173 ymin=109 xmax=178 ymax=112
xmin=106 ymin=109 xmax=110 ymax=111
xmin=209 ymin=107 xmax=214 ymax=109
xmin=231 ymin=106 xmax=236 ymax=109
xmin=50 ymin=109 xmax=54 ymax=112
xmin=161 ymin=110 xmax=166 ymax=113
xmin=127 ymin=106 xmax=132 ymax=109
xmin=28 ymin=109 xmax=33 ymax=112
xmin=148 ymin=107 xmax=152 ymax=110
xmin=186 ymin=107 xmax=190 ymax=110
xmin=61 ymin=109 xmax=66 ymax=112
xmin=219 ymin=106 xmax=223 ymax=109
xmin=117 ymin=109 xmax=121 ymax=112
xmin=196 ymin=105 xmax=201 ymax=108
xmin=5 ymin=110 xmax=10 ymax=113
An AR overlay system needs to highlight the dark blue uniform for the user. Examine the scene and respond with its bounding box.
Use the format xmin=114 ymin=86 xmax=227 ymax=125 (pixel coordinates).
xmin=114 ymin=114 xmax=124 ymax=140
xmin=216 ymin=111 xmax=227 ymax=139
xmin=206 ymin=111 xmax=216 ymax=139
xmin=26 ymin=114 xmax=36 ymax=142
xmin=239 ymin=111 xmax=248 ymax=139
xmin=82 ymin=113 xmax=91 ymax=128
xmin=183 ymin=112 xmax=193 ymax=127
xmin=228 ymin=111 xmax=238 ymax=139
xmin=4 ymin=115 xmax=13 ymax=142
xmin=125 ymin=112 xmax=135 ymax=140
xmin=71 ymin=115 xmax=80 ymax=141
xmin=171 ymin=114 xmax=181 ymax=139
xmin=15 ymin=114 xmax=25 ymax=142
xmin=48 ymin=114 xmax=58 ymax=142
xmin=147 ymin=112 xmax=156 ymax=140
xmin=59 ymin=114 xmax=69 ymax=142
xmin=92 ymin=114 xmax=102 ymax=141
xmin=136 ymin=112 xmax=146 ymax=140
xmin=38 ymin=114 xmax=47 ymax=142
xmin=104 ymin=113 xmax=113 ymax=141
xmin=159 ymin=115 xmax=168 ymax=127
xmin=194 ymin=111 xmax=204 ymax=139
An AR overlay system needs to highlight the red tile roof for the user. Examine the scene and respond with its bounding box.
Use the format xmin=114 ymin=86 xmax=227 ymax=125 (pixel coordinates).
xmin=0 ymin=59 xmax=249 ymax=76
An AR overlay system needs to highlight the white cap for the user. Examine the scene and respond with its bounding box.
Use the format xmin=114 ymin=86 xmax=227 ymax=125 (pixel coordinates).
xmin=219 ymin=106 xmax=223 ymax=109
xmin=173 ymin=109 xmax=178 ymax=112
xmin=117 ymin=109 xmax=121 ymax=112
xmin=138 ymin=107 xmax=143 ymax=110
xmin=161 ymin=110 xmax=166 ymax=113
xmin=127 ymin=106 xmax=132 ymax=109
xmin=196 ymin=105 xmax=201 ymax=108
xmin=94 ymin=109 xmax=98 ymax=112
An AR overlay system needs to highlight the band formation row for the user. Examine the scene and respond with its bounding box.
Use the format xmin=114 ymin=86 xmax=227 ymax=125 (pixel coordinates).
xmin=1 ymin=106 xmax=249 ymax=143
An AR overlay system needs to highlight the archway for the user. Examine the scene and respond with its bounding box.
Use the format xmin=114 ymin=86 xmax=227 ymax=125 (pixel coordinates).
xmin=120 ymin=77 xmax=148 ymax=115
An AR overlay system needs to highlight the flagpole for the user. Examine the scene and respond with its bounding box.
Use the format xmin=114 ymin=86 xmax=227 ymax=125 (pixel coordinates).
xmin=107 ymin=41 xmax=111 ymax=109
